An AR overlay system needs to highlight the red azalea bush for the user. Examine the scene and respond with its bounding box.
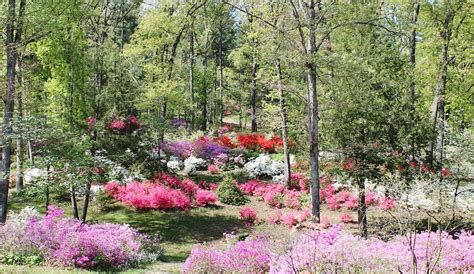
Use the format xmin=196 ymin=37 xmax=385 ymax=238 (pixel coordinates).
xmin=239 ymin=207 xmax=258 ymax=226
xmin=236 ymin=133 xmax=283 ymax=152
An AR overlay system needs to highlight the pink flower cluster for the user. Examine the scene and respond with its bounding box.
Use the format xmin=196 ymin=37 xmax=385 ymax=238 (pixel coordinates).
xmin=182 ymin=234 xmax=272 ymax=273
xmin=239 ymin=180 xmax=302 ymax=209
xmin=321 ymin=183 xmax=395 ymax=211
xmin=184 ymin=225 xmax=474 ymax=273
xmin=270 ymin=226 xmax=474 ymax=273
xmin=105 ymin=173 xmax=217 ymax=211
xmin=239 ymin=207 xmax=258 ymax=226
xmin=207 ymin=164 xmax=220 ymax=174
xmin=107 ymin=115 xmax=140 ymax=134
xmin=24 ymin=206 xmax=146 ymax=269
xmin=267 ymin=209 xmax=312 ymax=228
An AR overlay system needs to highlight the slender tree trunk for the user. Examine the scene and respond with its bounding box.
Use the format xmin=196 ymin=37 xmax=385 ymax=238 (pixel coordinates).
xmin=189 ymin=25 xmax=195 ymax=131
xmin=0 ymin=0 xmax=17 ymax=224
xmin=219 ymin=23 xmax=224 ymax=126
xmin=358 ymin=178 xmax=368 ymax=238
xmin=15 ymin=58 xmax=24 ymax=195
xmin=81 ymin=181 xmax=92 ymax=223
xmin=306 ymin=0 xmax=321 ymax=223
xmin=71 ymin=184 xmax=79 ymax=220
xmin=201 ymin=54 xmax=208 ymax=131
xmin=275 ymin=57 xmax=291 ymax=187
xmin=251 ymin=43 xmax=258 ymax=132
xmin=429 ymin=8 xmax=452 ymax=168
xmin=408 ymin=0 xmax=420 ymax=159
xmin=14 ymin=0 xmax=26 ymax=195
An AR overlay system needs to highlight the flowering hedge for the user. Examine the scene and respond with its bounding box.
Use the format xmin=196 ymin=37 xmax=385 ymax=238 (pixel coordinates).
xmin=183 ymin=225 xmax=474 ymax=273
xmin=105 ymin=173 xmax=217 ymax=211
xmin=0 ymin=206 xmax=161 ymax=270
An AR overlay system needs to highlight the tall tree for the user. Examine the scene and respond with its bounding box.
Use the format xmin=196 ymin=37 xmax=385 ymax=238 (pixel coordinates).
xmin=0 ymin=0 xmax=17 ymax=223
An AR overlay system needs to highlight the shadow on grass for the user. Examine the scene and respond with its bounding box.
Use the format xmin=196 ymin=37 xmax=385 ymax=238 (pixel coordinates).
xmin=189 ymin=174 xmax=224 ymax=183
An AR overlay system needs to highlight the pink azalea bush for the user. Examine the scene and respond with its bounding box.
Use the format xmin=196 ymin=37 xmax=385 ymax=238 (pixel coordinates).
xmin=184 ymin=225 xmax=474 ymax=273
xmin=195 ymin=189 xmax=218 ymax=207
xmin=270 ymin=225 xmax=474 ymax=273
xmin=207 ymin=164 xmax=220 ymax=174
xmin=0 ymin=206 xmax=161 ymax=270
xmin=239 ymin=207 xmax=258 ymax=226
xmin=339 ymin=213 xmax=354 ymax=223
xmin=105 ymin=173 xmax=218 ymax=211
xmin=182 ymin=234 xmax=272 ymax=273
xmin=379 ymin=196 xmax=396 ymax=210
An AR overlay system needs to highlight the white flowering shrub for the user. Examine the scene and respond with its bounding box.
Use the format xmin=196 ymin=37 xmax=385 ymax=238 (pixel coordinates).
xmin=167 ymin=160 xmax=182 ymax=173
xmin=244 ymin=154 xmax=284 ymax=178
xmin=184 ymin=156 xmax=207 ymax=175
xmin=24 ymin=168 xmax=48 ymax=184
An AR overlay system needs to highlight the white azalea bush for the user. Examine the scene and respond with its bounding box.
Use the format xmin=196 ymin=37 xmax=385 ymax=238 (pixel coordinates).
xmin=244 ymin=154 xmax=284 ymax=178
xmin=183 ymin=156 xmax=207 ymax=175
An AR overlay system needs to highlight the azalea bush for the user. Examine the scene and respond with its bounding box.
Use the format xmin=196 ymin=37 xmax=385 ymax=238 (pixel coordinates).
xmin=239 ymin=207 xmax=258 ymax=226
xmin=105 ymin=173 xmax=217 ymax=211
xmin=182 ymin=234 xmax=272 ymax=273
xmin=184 ymin=225 xmax=474 ymax=273
xmin=0 ymin=206 xmax=162 ymax=270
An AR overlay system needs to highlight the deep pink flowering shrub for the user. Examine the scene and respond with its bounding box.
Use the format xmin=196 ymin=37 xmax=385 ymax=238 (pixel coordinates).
xmin=280 ymin=209 xmax=311 ymax=228
xmin=343 ymin=195 xmax=359 ymax=210
xmin=364 ymin=191 xmax=379 ymax=206
xmin=239 ymin=179 xmax=264 ymax=195
xmin=105 ymin=174 xmax=219 ymax=210
xmin=195 ymin=189 xmax=218 ymax=207
xmin=284 ymin=190 xmax=301 ymax=209
xmin=182 ymin=234 xmax=272 ymax=273
xmin=379 ymin=196 xmax=395 ymax=210
xmin=107 ymin=181 xmax=191 ymax=211
xmin=240 ymin=207 xmax=258 ymax=226
xmin=24 ymin=206 xmax=147 ymax=269
xmin=270 ymin=226 xmax=474 ymax=273
xmin=339 ymin=213 xmax=354 ymax=223
xmin=267 ymin=210 xmax=283 ymax=225
xmin=207 ymin=164 xmax=219 ymax=174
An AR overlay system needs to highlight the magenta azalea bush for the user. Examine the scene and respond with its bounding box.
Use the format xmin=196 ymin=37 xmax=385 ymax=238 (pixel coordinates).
xmin=183 ymin=225 xmax=474 ymax=273
xmin=0 ymin=206 xmax=161 ymax=270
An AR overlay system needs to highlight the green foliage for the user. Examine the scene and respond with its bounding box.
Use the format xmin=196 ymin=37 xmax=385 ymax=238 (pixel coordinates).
xmin=0 ymin=253 xmax=43 ymax=266
xmin=216 ymin=178 xmax=248 ymax=206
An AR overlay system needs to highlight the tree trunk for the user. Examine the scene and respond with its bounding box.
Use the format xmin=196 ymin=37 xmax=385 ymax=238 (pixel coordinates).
xmin=189 ymin=24 xmax=195 ymax=131
xmin=251 ymin=43 xmax=258 ymax=132
xmin=81 ymin=181 xmax=92 ymax=223
xmin=408 ymin=0 xmax=420 ymax=159
xmin=275 ymin=57 xmax=291 ymax=187
xmin=306 ymin=0 xmax=321 ymax=223
xmin=358 ymin=178 xmax=368 ymax=238
xmin=14 ymin=0 xmax=26 ymax=195
xmin=219 ymin=22 xmax=224 ymax=126
xmin=71 ymin=184 xmax=79 ymax=220
xmin=429 ymin=7 xmax=452 ymax=168
xmin=0 ymin=0 xmax=17 ymax=224
xmin=201 ymin=54 xmax=208 ymax=131
xmin=15 ymin=58 xmax=24 ymax=195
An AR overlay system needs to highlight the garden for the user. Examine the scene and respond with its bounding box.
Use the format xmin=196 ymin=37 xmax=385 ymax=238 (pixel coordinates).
xmin=1 ymin=0 xmax=473 ymax=273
